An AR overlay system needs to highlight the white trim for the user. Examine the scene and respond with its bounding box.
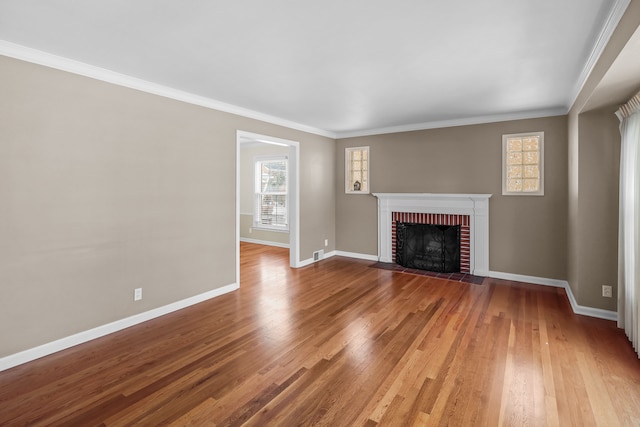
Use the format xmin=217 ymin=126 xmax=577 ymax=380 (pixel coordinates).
xmin=297 ymin=251 xmax=338 ymax=267
xmin=335 ymin=109 xmax=567 ymax=139
xmin=489 ymin=271 xmax=569 ymax=288
xmin=0 ymin=40 xmax=335 ymax=139
xmin=488 ymin=271 xmax=618 ymax=321
xmin=0 ymin=40 xmax=571 ymax=141
xmin=297 ymin=257 xmax=316 ymax=267
xmin=334 ymin=251 xmax=379 ymax=261
xmin=289 ymin=142 xmax=301 ymax=268
xmin=0 ymin=283 xmax=238 ymax=372
xmin=568 ymin=0 xmax=631 ymax=110
xmin=373 ymin=193 xmax=491 ymax=276
xmin=324 ymin=250 xmax=337 ymax=259
xmin=240 ymin=237 xmax=290 ymax=249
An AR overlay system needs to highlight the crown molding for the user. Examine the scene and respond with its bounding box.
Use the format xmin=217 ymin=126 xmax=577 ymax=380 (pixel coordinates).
xmin=0 ymin=40 xmax=336 ymax=139
xmin=334 ymin=108 xmax=568 ymax=139
xmin=567 ymin=0 xmax=631 ymax=110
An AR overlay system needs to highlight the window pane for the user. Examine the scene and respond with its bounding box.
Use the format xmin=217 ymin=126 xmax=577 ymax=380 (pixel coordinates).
xmin=255 ymin=157 xmax=288 ymax=228
xmin=523 ymin=179 xmax=539 ymax=192
xmin=508 ymin=165 xmax=522 ymax=178
xmin=507 ymin=138 xmax=522 ymax=152
xmin=260 ymin=160 xmax=287 ymax=193
xmin=523 ymin=151 xmax=539 ymax=165
xmin=524 ymin=165 xmax=539 ymax=178
xmin=523 ymin=137 xmax=539 ymax=151
xmin=259 ymin=194 xmax=287 ymax=226
xmin=507 ymin=152 xmax=522 ymax=165
xmin=507 ymin=178 xmax=522 ymax=192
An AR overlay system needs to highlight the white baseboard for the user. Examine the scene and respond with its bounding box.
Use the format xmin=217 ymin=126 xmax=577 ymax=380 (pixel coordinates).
xmin=298 ymin=257 xmax=318 ymax=267
xmin=324 ymin=250 xmax=337 ymax=259
xmin=240 ymin=237 xmax=289 ymax=249
xmin=299 ymin=250 xmax=378 ymax=265
xmin=0 ymin=283 xmax=239 ymax=372
xmin=334 ymin=251 xmax=379 ymax=262
xmin=297 ymin=250 xmax=339 ymax=268
xmin=488 ymin=271 xmax=569 ymax=288
xmin=488 ymin=271 xmax=618 ymax=321
xmin=2 ymin=267 xmax=617 ymax=372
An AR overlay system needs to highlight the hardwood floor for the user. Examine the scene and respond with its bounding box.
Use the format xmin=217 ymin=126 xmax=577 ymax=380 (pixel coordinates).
xmin=1 ymin=242 xmax=639 ymax=426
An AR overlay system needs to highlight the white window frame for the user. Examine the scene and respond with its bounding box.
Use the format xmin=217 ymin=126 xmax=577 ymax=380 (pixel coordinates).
xmin=502 ymin=132 xmax=544 ymax=196
xmin=345 ymin=146 xmax=370 ymax=194
xmin=254 ymin=155 xmax=289 ymax=231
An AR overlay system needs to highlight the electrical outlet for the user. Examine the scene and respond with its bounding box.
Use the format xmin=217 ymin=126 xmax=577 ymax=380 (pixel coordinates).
xmin=602 ymin=285 xmax=612 ymax=298
xmin=325 ymin=239 xmax=328 ymax=247
xmin=134 ymin=288 xmax=143 ymax=301
xmin=249 ymin=227 xmax=252 ymax=234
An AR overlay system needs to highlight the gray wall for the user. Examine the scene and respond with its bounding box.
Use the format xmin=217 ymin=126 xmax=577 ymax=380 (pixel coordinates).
xmin=336 ymin=115 xmax=569 ymax=280
xmin=0 ymin=55 xmax=335 ymax=357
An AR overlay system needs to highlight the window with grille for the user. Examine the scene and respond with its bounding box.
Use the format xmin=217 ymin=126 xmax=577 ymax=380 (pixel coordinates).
xmin=502 ymin=132 xmax=544 ymax=196
xmin=254 ymin=156 xmax=288 ymax=230
xmin=345 ymin=146 xmax=370 ymax=194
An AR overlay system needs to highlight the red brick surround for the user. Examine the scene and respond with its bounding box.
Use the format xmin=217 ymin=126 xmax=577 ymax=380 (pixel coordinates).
xmin=391 ymin=212 xmax=470 ymax=274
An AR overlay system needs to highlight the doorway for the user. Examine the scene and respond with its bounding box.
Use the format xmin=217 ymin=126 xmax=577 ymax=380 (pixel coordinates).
xmin=236 ymin=131 xmax=300 ymax=284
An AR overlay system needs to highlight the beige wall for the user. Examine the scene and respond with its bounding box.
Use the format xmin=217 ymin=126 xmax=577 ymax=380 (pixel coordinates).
xmin=568 ymin=108 xmax=623 ymax=311
xmin=0 ymin=55 xmax=335 ymax=357
xmin=239 ymin=143 xmax=290 ymax=246
xmin=3 ymin=1 xmax=638 ymax=360
xmin=577 ymin=108 xmax=621 ymax=310
xmin=239 ymin=214 xmax=290 ymax=245
xmin=567 ymin=1 xmax=640 ymax=310
xmin=336 ymin=116 xmax=569 ymax=280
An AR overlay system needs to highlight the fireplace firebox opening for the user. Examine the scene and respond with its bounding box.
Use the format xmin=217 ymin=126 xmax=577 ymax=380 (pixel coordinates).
xmin=396 ymin=222 xmax=461 ymax=273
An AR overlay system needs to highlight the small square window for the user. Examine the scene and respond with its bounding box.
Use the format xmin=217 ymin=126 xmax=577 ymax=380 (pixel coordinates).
xmin=345 ymin=146 xmax=370 ymax=194
xmin=502 ymin=132 xmax=544 ymax=196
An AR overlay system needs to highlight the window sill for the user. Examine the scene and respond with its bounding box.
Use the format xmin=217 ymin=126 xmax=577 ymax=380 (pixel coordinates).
xmin=252 ymin=225 xmax=290 ymax=233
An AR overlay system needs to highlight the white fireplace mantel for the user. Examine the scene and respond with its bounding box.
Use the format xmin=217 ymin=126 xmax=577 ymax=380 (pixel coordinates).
xmin=373 ymin=193 xmax=492 ymax=276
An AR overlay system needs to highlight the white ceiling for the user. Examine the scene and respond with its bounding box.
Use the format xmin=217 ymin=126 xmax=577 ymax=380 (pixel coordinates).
xmin=0 ymin=1 xmax=631 ymax=138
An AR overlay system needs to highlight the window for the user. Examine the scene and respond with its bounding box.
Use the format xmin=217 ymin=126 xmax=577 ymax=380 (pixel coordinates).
xmin=345 ymin=146 xmax=370 ymax=194
xmin=254 ymin=156 xmax=288 ymax=230
xmin=502 ymin=132 xmax=544 ymax=196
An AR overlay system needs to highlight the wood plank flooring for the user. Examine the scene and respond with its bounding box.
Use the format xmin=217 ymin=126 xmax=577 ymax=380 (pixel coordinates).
xmin=1 ymin=242 xmax=639 ymax=426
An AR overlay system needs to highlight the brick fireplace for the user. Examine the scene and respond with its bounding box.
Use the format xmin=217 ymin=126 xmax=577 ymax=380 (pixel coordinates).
xmin=374 ymin=193 xmax=491 ymax=276
xmin=392 ymin=212 xmax=470 ymax=273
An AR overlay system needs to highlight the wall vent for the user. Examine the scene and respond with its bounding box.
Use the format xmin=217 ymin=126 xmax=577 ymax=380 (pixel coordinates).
xmin=313 ymin=250 xmax=324 ymax=262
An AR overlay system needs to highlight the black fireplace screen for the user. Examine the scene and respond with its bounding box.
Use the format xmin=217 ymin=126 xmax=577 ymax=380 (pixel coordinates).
xmin=396 ymin=222 xmax=461 ymax=273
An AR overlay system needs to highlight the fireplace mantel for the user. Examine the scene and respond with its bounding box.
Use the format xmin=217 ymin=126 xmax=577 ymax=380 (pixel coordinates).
xmin=373 ymin=193 xmax=492 ymax=276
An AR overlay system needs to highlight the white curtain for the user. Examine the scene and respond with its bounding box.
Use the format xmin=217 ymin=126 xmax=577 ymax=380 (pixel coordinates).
xmin=616 ymin=91 xmax=640 ymax=358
